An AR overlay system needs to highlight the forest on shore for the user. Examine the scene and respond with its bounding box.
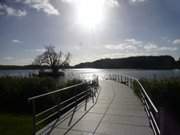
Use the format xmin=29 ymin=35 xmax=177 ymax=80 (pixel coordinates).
xmin=75 ymin=55 xmax=180 ymax=69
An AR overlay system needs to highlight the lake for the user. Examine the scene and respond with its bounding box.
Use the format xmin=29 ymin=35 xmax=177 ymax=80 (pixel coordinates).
xmin=1 ymin=68 xmax=180 ymax=80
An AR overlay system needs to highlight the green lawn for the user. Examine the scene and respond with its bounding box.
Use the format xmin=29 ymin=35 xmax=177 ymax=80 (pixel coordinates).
xmin=0 ymin=113 xmax=32 ymax=135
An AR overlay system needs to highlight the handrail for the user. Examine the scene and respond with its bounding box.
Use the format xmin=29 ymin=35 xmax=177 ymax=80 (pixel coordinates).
xmin=60 ymin=89 xmax=89 ymax=105
xmin=32 ymin=85 xmax=90 ymax=118
xmin=135 ymin=79 xmax=158 ymax=113
xmin=28 ymin=82 xmax=85 ymax=101
xmin=28 ymin=77 xmax=99 ymax=135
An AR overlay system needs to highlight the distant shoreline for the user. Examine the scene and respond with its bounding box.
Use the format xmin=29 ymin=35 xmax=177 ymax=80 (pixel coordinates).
xmin=74 ymin=55 xmax=180 ymax=69
xmin=0 ymin=67 xmax=180 ymax=70
xmin=1 ymin=55 xmax=180 ymax=70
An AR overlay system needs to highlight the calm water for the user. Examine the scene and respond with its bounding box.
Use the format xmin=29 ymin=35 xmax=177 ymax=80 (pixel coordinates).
xmin=1 ymin=69 xmax=180 ymax=80
xmin=66 ymin=69 xmax=180 ymax=80
xmin=0 ymin=70 xmax=39 ymax=77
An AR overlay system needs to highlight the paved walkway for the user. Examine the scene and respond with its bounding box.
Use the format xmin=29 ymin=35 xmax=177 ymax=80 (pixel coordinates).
xmin=40 ymin=80 xmax=153 ymax=135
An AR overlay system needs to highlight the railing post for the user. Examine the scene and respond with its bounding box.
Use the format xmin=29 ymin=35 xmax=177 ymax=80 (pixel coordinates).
xmin=57 ymin=97 xmax=62 ymax=118
xmin=132 ymin=78 xmax=133 ymax=88
xmin=125 ymin=76 xmax=126 ymax=85
xmin=32 ymin=100 xmax=36 ymax=135
xmin=93 ymin=87 xmax=96 ymax=98
xmin=127 ymin=76 xmax=128 ymax=86
xmin=91 ymin=88 xmax=95 ymax=104
xmin=127 ymin=77 xmax=129 ymax=87
xmin=131 ymin=78 xmax=133 ymax=88
xmin=68 ymin=97 xmax=77 ymax=126
xmin=84 ymin=92 xmax=88 ymax=111
xmin=129 ymin=78 xmax=131 ymax=88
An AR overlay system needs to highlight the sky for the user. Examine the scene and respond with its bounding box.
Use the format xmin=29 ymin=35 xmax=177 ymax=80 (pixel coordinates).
xmin=0 ymin=0 xmax=180 ymax=65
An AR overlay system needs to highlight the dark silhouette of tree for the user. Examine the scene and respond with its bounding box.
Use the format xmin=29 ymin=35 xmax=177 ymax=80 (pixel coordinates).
xmin=33 ymin=46 xmax=71 ymax=73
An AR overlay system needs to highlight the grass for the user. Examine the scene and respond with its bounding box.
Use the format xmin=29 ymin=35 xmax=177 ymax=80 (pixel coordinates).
xmin=133 ymin=77 xmax=180 ymax=119
xmin=0 ymin=113 xmax=32 ymax=135
xmin=0 ymin=76 xmax=81 ymax=113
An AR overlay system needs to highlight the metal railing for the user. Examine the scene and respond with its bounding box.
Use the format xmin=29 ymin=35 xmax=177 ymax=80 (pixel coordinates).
xmin=28 ymin=78 xmax=99 ymax=135
xmin=106 ymin=74 xmax=160 ymax=135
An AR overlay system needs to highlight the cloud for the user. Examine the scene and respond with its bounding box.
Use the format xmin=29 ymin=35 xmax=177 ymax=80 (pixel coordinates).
xmin=144 ymin=43 xmax=177 ymax=51
xmin=105 ymin=0 xmax=119 ymax=7
xmin=12 ymin=39 xmax=23 ymax=43
xmin=101 ymin=52 xmax=149 ymax=59
xmin=105 ymin=38 xmax=178 ymax=56
xmin=105 ymin=43 xmax=137 ymax=50
xmin=105 ymin=38 xmax=142 ymax=51
xmin=4 ymin=0 xmax=117 ymax=17
xmin=144 ymin=43 xmax=157 ymax=50
xmin=125 ymin=38 xmax=142 ymax=45
xmin=130 ymin=0 xmax=146 ymax=3
xmin=1 ymin=0 xmax=60 ymax=16
xmin=62 ymin=0 xmax=119 ymax=7
xmin=173 ymin=39 xmax=180 ymax=45
xmin=35 ymin=48 xmax=46 ymax=53
xmin=3 ymin=57 xmax=14 ymax=60
xmin=0 ymin=3 xmax=27 ymax=17
xmin=158 ymin=46 xmax=177 ymax=51
xmin=20 ymin=0 xmax=59 ymax=15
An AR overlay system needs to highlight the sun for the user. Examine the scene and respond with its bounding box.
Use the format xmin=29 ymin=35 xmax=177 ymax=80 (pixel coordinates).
xmin=75 ymin=0 xmax=105 ymax=30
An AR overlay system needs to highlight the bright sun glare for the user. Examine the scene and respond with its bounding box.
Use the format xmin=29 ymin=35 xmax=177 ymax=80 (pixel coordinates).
xmin=75 ymin=0 xmax=105 ymax=30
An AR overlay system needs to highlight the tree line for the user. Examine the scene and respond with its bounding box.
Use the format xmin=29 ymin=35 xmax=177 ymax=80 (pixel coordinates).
xmin=75 ymin=55 xmax=180 ymax=69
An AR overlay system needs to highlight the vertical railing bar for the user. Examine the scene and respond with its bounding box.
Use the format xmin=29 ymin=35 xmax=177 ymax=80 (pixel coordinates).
xmin=94 ymin=88 xmax=97 ymax=98
xmin=84 ymin=92 xmax=88 ymax=111
xmin=32 ymin=100 xmax=36 ymax=135
xmin=91 ymin=88 xmax=95 ymax=104
xmin=68 ymin=96 xmax=77 ymax=126
xmin=57 ymin=96 xmax=62 ymax=122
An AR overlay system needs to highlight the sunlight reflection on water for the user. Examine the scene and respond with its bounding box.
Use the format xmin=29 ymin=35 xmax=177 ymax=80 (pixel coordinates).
xmin=1 ymin=69 xmax=180 ymax=80
xmin=65 ymin=68 xmax=180 ymax=80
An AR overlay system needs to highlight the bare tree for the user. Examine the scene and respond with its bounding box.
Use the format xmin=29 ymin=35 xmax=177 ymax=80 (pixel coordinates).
xmin=33 ymin=46 xmax=71 ymax=74
xmin=63 ymin=52 xmax=71 ymax=67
